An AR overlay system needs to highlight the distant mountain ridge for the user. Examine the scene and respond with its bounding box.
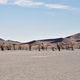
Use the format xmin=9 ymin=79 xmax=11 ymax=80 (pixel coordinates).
xmin=63 ymin=33 xmax=80 ymax=43
xmin=66 ymin=33 xmax=80 ymax=40
xmin=26 ymin=33 xmax=80 ymax=44
xmin=0 ymin=39 xmax=21 ymax=45
xmin=42 ymin=38 xmax=64 ymax=43
xmin=0 ymin=33 xmax=80 ymax=45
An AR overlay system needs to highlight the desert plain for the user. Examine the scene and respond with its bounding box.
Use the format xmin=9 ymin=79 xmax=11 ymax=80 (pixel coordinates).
xmin=0 ymin=50 xmax=80 ymax=80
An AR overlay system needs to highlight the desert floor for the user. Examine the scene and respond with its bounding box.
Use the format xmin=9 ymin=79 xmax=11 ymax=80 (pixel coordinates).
xmin=0 ymin=50 xmax=80 ymax=80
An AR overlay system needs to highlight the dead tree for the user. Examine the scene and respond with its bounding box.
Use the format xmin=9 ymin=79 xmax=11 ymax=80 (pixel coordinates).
xmin=45 ymin=46 xmax=48 ymax=51
xmin=13 ymin=44 xmax=16 ymax=50
xmin=52 ymin=46 xmax=54 ymax=51
xmin=79 ymin=45 xmax=80 ymax=49
xmin=41 ymin=43 xmax=45 ymax=51
xmin=0 ymin=45 xmax=4 ymax=51
xmin=66 ymin=44 xmax=69 ymax=50
xmin=29 ymin=44 xmax=32 ymax=51
xmin=18 ymin=45 xmax=22 ymax=50
xmin=6 ymin=45 xmax=11 ymax=50
xmin=70 ymin=42 xmax=74 ymax=50
xmin=57 ymin=43 xmax=61 ymax=51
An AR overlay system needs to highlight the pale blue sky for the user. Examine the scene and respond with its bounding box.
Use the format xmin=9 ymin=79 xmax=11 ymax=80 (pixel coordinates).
xmin=0 ymin=0 xmax=80 ymax=42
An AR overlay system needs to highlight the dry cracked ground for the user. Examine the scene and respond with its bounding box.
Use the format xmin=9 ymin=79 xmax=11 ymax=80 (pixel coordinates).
xmin=0 ymin=50 xmax=80 ymax=80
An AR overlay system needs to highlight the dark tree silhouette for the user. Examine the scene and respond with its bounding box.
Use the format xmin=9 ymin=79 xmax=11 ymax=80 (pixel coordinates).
xmin=0 ymin=45 xmax=4 ymax=51
xmin=79 ymin=45 xmax=80 ymax=49
xmin=52 ymin=47 xmax=54 ymax=51
xmin=29 ymin=44 xmax=32 ymax=51
xmin=57 ymin=43 xmax=61 ymax=51
xmin=41 ymin=43 xmax=45 ymax=51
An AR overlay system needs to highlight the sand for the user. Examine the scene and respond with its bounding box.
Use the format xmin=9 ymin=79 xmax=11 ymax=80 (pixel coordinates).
xmin=0 ymin=50 xmax=80 ymax=80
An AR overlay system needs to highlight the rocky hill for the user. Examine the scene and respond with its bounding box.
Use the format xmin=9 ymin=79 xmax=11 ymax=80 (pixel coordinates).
xmin=0 ymin=38 xmax=21 ymax=45
xmin=0 ymin=33 xmax=80 ymax=48
xmin=63 ymin=33 xmax=80 ymax=44
xmin=25 ymin=33 xmax=80 ymax=45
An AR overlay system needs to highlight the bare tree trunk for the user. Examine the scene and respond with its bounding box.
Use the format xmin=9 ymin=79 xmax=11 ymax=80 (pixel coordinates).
xmin=45 ymin=46 xmax=48 ymax=51
xmin=29 ymin=44 xmax=32 ymax=51
xmin=13 ymin=44 xmax=16 ymax=50
xmin=0 ymin=45 xmax=4 ymax=51
xmin=52 ymin=47 xmax=54 ymax=51
xmin=18 ymin=45 xmax=22 ymax=50
xmin=41 ymin=43 xmax=45 ymax=51
xmin=71 ymin=42 xmax=74 ymax=50
xmin=57 ymin=43 xmax=61 ymax=51
xmin=79 ymin=45 xmax=80 ymax=49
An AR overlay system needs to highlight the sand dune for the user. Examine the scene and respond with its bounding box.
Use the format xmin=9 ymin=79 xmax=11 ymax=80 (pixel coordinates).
xmin=0 ymin=50 xmax=80 ymax=80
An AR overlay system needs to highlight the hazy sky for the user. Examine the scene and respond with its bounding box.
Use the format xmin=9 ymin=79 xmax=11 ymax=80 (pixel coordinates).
xmin=0 ymin=0 xmax=80 ymax=42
